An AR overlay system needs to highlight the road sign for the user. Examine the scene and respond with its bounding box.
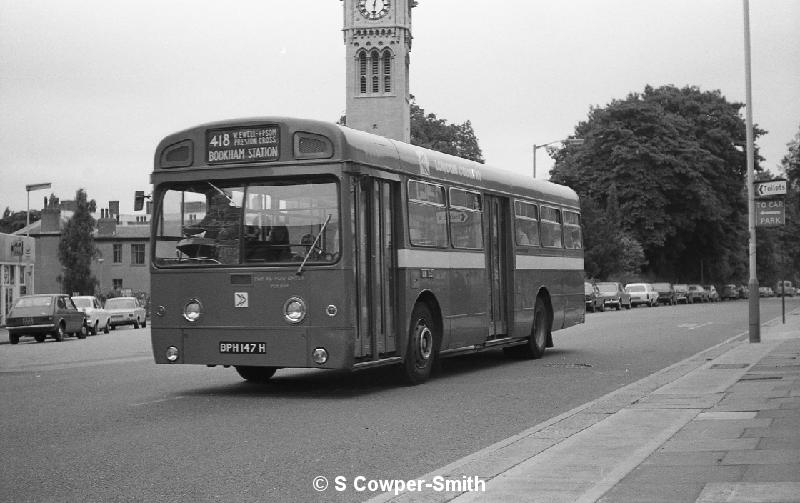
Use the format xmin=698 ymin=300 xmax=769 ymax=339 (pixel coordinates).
xmin=755 ymin=198 xmax=785 ymax=227
xmin=25 ymin=182 xmax=52 ymax=191
xmin=754 ymin=179 xmax=787 ymax=198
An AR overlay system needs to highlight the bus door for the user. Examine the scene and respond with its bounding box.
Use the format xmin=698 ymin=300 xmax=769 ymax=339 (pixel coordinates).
xmin=484 ymin=195 xmax=510 ymax=338
xmin=354 ymin=177 xmax=397 ymax=359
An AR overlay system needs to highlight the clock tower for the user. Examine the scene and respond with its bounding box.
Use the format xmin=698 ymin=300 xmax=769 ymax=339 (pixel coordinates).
xmin=342 ymin=0 xmax=414 ymax=143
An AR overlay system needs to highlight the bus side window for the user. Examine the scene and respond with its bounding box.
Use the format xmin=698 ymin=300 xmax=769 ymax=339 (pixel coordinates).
xmin=540 ymin=206 xmax=562 ymax=248
xmin=408 ymin=180 xmax=447 ymax=247
xmin=514 ymin=200 xmax=539 ymax=247
xmin=563 ymin=211 xmax=582 ymax=249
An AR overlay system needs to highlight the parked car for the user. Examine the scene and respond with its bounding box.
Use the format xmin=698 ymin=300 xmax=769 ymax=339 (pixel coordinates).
xmin=738 ymin=285 xmax=749 ymax=299
xmin=5 ymin=294 xmax=87 ymax=344
xmin=759 ymin=286 xmax=774 ymax=297
xmin=595 ymin=282 xmax=632 ymax=310
xmin=721 ymin=284 xmax=739 ymax=301
xmin=673 ymin=284 xmax=690 ymax=304
xmin=625 ymin=283 xmax=658 ymax=307
xmin=585 ymin=282 xmax=605 ymax=312
xmin=72 ymin=295 xmax=111 ymax=335
xmin=704 ymin=285 xmax=720 ymax=302
xmin=105 ymin=296 xmax=147 ymax=329
xmin=774 ymin=281 xmax=796 ymax=297
xmin=652 ymin=282 xmax=676 ymax=305
xmin=687 ymin=284 xmax=708 ymax=303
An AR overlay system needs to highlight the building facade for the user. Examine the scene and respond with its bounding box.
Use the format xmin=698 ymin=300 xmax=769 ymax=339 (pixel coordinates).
xmin=343 ymin=0 xmax=414 ymax=142
xmin=14 ymin=201 xmax=149 ymax=299
xmin=0 ymin=233 xmax=35 ymax=325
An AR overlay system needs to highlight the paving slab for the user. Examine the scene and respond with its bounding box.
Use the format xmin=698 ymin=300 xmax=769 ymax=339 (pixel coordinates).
xmin=696 ymin=482 xmax=800 ymax=502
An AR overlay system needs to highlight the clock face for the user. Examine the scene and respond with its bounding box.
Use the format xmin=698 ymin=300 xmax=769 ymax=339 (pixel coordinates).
xmin=358 ymin=0 xmax=390 ymax=20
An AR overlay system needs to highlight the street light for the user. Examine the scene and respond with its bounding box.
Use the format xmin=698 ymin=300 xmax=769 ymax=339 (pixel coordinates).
xmin=25 ymin=182 xmax=52 ymax=236
xmin=532 ymin=139 xmax=584 ymax=179
xmin=96 ymin=257 xmax=104 ymax=295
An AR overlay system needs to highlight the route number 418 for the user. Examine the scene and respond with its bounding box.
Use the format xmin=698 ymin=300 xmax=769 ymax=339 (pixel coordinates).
xmin=209 ymin=134 xmax=231 ymax=147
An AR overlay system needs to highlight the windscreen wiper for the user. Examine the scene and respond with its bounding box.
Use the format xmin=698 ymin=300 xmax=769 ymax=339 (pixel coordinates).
xmin=296 ymin=214 xmax=332 ymax=276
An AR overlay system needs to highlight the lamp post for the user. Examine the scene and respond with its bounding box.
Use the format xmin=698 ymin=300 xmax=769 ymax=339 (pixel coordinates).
xmin=743 ymin=0 xmax=759 ymax=343
xmin=25 ymin=182 xmax=52 ymax=236
xmin=532 ymin=139 xmax=584 ymax=179
xmin=96 ymin=258 xmax=104 ymax=295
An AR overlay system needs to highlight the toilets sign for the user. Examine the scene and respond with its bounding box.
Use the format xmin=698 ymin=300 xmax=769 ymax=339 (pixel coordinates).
xmin=754 ymin=179 xmax=786 ymax=198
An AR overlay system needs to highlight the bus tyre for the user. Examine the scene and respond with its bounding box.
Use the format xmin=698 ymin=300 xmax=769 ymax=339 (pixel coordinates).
xmin=235 ymin=366 xmax=277 ymax=383
xmin=34 ymin=334 xmax=46 ymax=343
xmin=520 ymin=299 xmax=549 ymax=359
xmin=9 ymin=333 xmax=20 ymax=344
xmin=403 ymin=303 xmax=437 ymax=385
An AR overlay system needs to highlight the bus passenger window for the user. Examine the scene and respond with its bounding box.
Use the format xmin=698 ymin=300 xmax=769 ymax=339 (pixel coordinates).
xmin=514 ymin=200 xmax=539 ymax=247
xmin=408 ymin=181 xmax=447 ymax=247
xmin=540 ymin=206 xmax=562 ymax=248
xmin=449 ymin=188 xmax=483 ymax=249
xmin=563 ymin=211 xmax=582 ymax=249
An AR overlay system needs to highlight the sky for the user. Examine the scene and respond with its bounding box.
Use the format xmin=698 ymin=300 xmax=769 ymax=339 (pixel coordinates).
xmin=1 ymin=0 xmax=798 ymax=215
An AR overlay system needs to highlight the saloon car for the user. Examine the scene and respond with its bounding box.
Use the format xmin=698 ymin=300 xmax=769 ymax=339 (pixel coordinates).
xmin=5 ymin=294 xmax=87 ymax=344
xmin=625 ymin=283 xmax=659 ymax=307
xmin=652 ymin=282 xmax=676 ymax=305
xmin=585 ymin=282 xmax=605 ymax=312
xmin=687 ymin=284 xmax=709 ymax=303
xmin=72 ymin=295 xmax=111 ymax=335
xmin=105 ymin=297 xmax=147 ymax=329
xmin=595 ymin=281 xmax=632 ymax=310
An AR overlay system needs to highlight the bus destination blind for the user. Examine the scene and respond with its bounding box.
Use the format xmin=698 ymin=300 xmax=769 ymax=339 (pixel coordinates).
xmin=206 ymin=125 xmax=280 ymax=164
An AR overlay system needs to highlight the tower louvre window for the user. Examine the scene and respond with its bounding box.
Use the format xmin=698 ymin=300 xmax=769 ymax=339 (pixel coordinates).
xmin=359 ymin=51 xmax=367 ymax=94
xmin=371 ymin=50 xmax=380 ymax=93
xmin=382 ymin=50 xmax=392 ymax=93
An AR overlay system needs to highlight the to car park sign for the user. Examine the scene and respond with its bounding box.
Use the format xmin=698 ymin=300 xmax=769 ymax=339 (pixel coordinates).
xmin=756 ymin=198 xmax=785 ymax=227
xmin=755 ymin=179 xmax=787 ymax=198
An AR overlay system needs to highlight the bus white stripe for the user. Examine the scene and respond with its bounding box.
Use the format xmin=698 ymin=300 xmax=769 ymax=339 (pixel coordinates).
xmin=397 ymin=249 xmax=485 ymax=269
xmin=396 ymin=250 xmax=583 ymax=271
xmin=516 ymin=255 xmax=584 ymax=270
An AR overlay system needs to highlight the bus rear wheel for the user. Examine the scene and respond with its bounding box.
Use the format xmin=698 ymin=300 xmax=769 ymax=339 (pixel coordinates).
xmin=235 ymin=366 xmax=277 ymax=383
xmin=403 ymin=303 xmax=438 ymax=385
xmin=516 ymin=298 xmax=549 ymax=359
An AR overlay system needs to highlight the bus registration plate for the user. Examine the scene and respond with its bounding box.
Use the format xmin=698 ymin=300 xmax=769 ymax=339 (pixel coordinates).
xmin=219 ymin=342 xmax=266 ymax=354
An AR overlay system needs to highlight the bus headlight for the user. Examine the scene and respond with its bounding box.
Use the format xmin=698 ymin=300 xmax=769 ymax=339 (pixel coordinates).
xmin=283 ymin=296 xmax=307 ymax=324
xmin=166 ymin=346 xmax=179 ymax=362
xmin=183 ymin=299 xmax=202 ymax=322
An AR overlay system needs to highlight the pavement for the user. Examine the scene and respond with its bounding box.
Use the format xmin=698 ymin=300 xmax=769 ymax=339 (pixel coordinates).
xmin=368 ymin=308 xmax=800 ymax=503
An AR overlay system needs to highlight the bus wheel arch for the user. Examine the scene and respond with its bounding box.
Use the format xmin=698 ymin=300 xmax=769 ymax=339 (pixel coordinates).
xmin=402 ymin=293 xmax=442 ymax=385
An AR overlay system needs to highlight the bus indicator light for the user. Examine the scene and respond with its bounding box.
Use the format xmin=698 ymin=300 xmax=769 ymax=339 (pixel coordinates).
xmin=312 ymin=348 xmax=328 ymax=365
xmin=166 ymin=346 xmax=180 ymax=362
xmin=326 ymin=305 xmax=338 ymax=317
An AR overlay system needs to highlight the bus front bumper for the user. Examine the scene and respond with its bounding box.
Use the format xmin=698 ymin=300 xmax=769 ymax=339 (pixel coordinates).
xmin=151 ymin=326 xmax=354 ymax=369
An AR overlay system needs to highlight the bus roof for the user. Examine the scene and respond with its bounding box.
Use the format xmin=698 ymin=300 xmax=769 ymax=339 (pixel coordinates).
xmin=154 ymin=116 xmax=580 ymax=208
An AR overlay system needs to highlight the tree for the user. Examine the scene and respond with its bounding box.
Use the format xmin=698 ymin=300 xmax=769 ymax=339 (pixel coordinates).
xmin=409 ymin=96 xmax=484 ymax=163
xmin=58 ymin=189 xmax=98 ymax=295
xmin=338 ymin=97 xmax=485 ymax=163
xmin=551 ymin=84 xmax=765 ymax=283
xmin=0 ymin=207 xmax=40 ymax=234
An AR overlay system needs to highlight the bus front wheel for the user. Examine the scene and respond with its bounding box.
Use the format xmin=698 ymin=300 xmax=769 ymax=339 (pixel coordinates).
xmin=235 ymin=366 xmax=277 ymax=383
xmin=403 ymin=303 xmax=438 ymax=385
